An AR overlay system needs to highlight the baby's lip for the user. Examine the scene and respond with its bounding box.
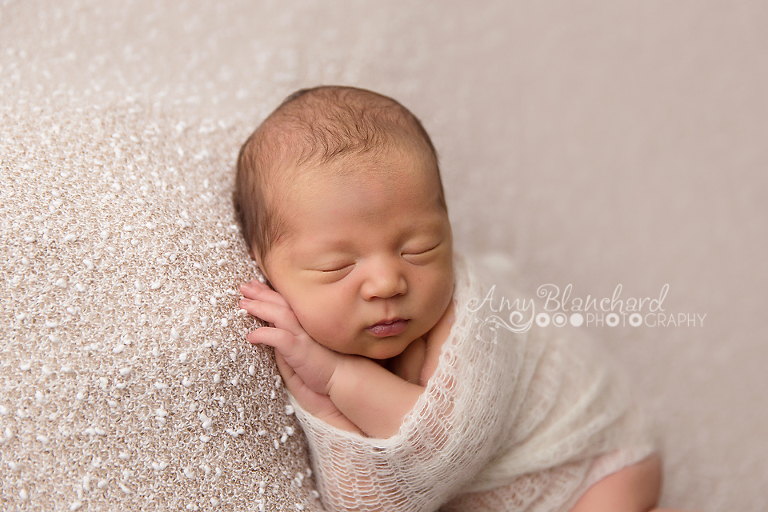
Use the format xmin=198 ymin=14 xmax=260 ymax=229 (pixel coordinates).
xmin=366 ymin=318 xmax=408 ymax=337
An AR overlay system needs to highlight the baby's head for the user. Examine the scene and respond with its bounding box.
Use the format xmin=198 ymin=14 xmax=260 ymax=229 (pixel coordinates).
xmin=234 ymin=86 xmax=454 ymax=360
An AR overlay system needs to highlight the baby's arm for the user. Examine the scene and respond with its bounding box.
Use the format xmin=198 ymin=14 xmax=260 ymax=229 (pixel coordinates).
xmin=569 ymin=454 xmax=666 ymax=512
xmin=239 ymin=279 xmax=425 ymax=438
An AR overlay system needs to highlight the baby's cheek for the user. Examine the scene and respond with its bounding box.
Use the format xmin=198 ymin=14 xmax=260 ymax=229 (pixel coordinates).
xmin=298 ymin=307 xmax=345 ymax=346
xmin=424 ymin=273 xmax=454 ymax=320
xmin=293 ymin=287 xmax=358 ymax=351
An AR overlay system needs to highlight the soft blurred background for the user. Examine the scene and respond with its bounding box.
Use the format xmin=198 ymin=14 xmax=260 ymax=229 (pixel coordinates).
xmin=2 ymin=1 xmax=766 ymax=510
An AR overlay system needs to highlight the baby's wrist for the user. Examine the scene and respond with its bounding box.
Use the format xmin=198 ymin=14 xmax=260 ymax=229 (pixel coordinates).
xmin=325 ymin=353 xmax=349 ymax=397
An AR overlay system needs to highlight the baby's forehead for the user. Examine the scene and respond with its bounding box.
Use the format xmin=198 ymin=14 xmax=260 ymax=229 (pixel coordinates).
xmin=261 ymin=147 xmax=440 ymax=239
xmin=275 ymin=145 xmax=431 ymax=196
xmin=269 ymin=148 xmax=448 ymax=242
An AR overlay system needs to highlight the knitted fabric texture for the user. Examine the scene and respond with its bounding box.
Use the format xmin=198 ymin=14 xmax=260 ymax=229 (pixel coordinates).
xmin=0 ymin=100 xmax=323 ymax=511
xmin=293 ymin=256 xmax=655 ymax=512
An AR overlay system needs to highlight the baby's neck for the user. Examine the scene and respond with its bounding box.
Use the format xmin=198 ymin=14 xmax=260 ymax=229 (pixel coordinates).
xmin=383 ymin=337 xmax=428 ymax=385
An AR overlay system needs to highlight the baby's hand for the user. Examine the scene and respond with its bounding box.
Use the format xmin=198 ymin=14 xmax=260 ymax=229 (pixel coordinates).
xmin=239 ymin=279 xmax=361 ymax=433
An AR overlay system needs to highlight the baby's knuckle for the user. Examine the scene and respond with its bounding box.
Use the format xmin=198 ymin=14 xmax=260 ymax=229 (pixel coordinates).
xmin=277 ymin=308 xmax=297 ymax=326
xmin=279 ymin=330 xmax=298 ymax=349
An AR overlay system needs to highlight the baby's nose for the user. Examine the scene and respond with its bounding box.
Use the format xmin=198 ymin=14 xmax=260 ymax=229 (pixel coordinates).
xmin=361 ymin=261 xmax=407 ymax=300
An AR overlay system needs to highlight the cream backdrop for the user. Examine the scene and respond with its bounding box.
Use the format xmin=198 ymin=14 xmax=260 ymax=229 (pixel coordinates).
xmin=2 ymin=1 xmax=766 ymax=511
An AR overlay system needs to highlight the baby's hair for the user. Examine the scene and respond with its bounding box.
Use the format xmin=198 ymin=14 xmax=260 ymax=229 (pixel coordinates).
xmin=234 ymin=85 xmax=445 ymax=264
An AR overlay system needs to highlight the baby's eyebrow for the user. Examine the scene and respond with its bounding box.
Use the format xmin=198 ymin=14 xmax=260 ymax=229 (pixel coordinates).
xmin=290 ymin=242 xmax=356 ymax=262
xmin=299 ymin=236 xmax=355 ymax=252
xmin=400 ymin=219 xmax=449 ymax=237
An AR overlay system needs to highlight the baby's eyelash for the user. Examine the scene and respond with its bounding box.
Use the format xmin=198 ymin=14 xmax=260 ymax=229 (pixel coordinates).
xmin=318 ymin=263 xmax=354 ymax=273
xmin=403 ymin=243 xmax=440 ymax=256
xmin=321 ymin=266 xmax=349 ymax=273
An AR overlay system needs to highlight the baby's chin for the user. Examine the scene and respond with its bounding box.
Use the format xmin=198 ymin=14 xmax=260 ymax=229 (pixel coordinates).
xmin=362 ymin=333 xmax=425 ymax=362
xmin=350 ymin=343 xmax=407 ymax=362
xmin=312 ymin=323 xmax=427 ymax=360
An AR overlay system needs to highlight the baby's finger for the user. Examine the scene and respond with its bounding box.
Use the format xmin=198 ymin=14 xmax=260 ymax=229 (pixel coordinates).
xmin=240 ymin=280 xmax=290 ymax=307
xmin=247 ymin=325 xmax=297 ymax=352
xmin=239 ymin=279 xmax=269 ymax=299
xmin=239 ymin=298 xmax=303 ymax=335
xmin=248 ymin=328 xmax=315 ymax=374
xmin=245 ymin=276 xmax=265 ymax=287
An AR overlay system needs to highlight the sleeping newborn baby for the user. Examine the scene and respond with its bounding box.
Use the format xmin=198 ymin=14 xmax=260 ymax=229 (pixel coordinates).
xmin=234 ymin=85 xmax=670 ymax=511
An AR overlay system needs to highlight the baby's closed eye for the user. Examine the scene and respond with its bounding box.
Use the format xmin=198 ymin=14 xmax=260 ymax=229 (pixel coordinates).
xmin=401 ymin=240 xmax=443 ymax=263
xmin=319 ymin=263 xmax=354 ymax=273
xmin=308 ymin=260 xmax=356 ymax=282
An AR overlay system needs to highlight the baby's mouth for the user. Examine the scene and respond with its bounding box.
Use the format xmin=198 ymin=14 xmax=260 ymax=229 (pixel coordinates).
xmin=366 ymin=318 xmax=408 ymax=337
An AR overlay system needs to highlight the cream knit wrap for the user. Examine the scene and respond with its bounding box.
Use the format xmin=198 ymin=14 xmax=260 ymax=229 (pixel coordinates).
xmin=293 ymin=255 xmax=655 ymax=512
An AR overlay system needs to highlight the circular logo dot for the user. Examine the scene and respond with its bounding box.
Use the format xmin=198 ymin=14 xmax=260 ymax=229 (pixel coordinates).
xmin=553 ymin=313 xmax=567 ymax=327
xmin=536 ymin=313 xmax=550 ymax=327
xmin=606 ymin=313 xmax=620 ymax=327
xmin=570 ymin=313 xmax=584 ymax=327
xmin=629 ymin=313 xmax=642 ymax=327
